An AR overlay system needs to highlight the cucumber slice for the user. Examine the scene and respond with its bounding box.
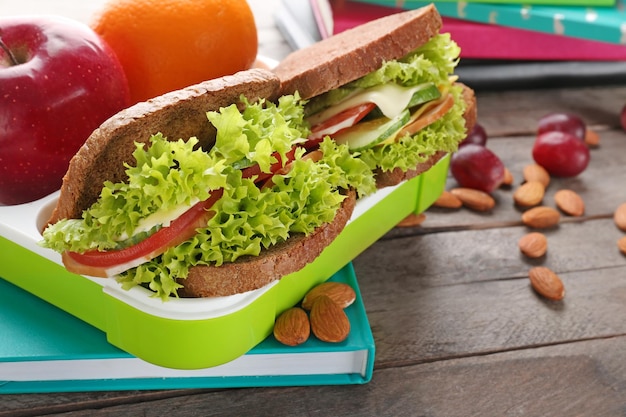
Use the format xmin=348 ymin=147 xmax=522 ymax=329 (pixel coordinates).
xmin=407 ymin=83 xmax=441 ymax=108
xmin=364 ymin=83 xmax=441 ymax=120
xmin=334 ymin=109 xmax=410 ymax=152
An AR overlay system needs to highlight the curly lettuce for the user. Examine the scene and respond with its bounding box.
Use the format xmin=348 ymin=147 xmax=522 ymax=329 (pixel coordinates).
xmin=41 ymin=134 xmax=228 ymax=253
xmin=117 ymin=137 xmax=375 ymax=298
xmin=350 ymin=33 xmax=461 ymax=89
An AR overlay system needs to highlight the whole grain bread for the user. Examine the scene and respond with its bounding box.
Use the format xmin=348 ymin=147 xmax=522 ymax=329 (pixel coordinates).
xmin=47 ymin=68 xmax=281 ymax=226
xmin=272 ymin=4 xmax=442 ymax=100
xmin=178 ymin=189 xmax=357 ymax=297
xmin=374 ymin=83 xmax=477 ymax=187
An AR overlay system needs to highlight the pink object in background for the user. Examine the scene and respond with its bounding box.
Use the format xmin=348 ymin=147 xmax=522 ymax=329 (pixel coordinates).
xmin=330 ymin=0 xmax=626 ymax=61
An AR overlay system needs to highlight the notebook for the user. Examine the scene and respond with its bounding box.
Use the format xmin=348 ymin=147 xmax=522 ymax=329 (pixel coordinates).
xmin=0 ymin=263 xmax=375 ymax=394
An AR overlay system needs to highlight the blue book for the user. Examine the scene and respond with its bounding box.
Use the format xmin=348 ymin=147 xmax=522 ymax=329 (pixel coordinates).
xmin=354 ymin=0 xmax=626 ymax=45
xmin=0 ymin=263 xmax=374 ymax=394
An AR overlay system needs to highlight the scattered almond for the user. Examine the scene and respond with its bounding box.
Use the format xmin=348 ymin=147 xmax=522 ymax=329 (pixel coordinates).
xmin=513 ymin=181 xmax=545 ymax=207
xmin=433 ymin=190 xmax=463 ymax=209
xmin=302 ymin=282 xmax=356 ymax=310
xmin=554 ymin=189 xmax=585 ymax=217
xmin=309 ymin=295 xmax=350 ymax=343
xmin=501 ymin=167 xmax=514 ymax=187
xmin=523 ymin=164 xmax=550 ymax=188
xmin=528 ymin=266 xmax=565 ymax=301
xmin=518 ymin=232 xmax=548 ymax=258
xmin=584 ymin=129 xmax=600 ymax=147
xmin=396 ymin=212 xmax=426 ymax=227
xmin=450 ymin=187 xmax=495 ymax=212
xmin=521 ymin=206 xmax=560 ymax=229
xmin=273 ymin=307 xmax=310 ymax=346
xmin=618 ymin=236 xmax=626 ymax=255
xmin=614 ymin=203 xmax=626 ymax=232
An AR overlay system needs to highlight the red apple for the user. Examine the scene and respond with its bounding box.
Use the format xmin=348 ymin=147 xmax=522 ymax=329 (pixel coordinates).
xmin=0 ymin=15 xmax=130 ymax=205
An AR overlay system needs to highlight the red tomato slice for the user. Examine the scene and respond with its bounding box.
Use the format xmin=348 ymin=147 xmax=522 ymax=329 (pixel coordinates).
xmin=63 ymin=188 xmax=224 ymax=277
xmin=63 ymin=145 xmax=301 ymax=278
xmin=261 ymin=150 xmax=324 ymax=190
xmin=305 ymin=102 xmax=376 ymax=149
xmin=240 ymin=146 xmax=298 ymax=183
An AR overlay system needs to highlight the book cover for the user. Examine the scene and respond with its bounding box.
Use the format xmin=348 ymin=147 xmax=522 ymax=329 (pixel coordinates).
xmin=0 ymin=262 xmax=375 ymax=394
xmin=353 ymin=0 xmax=626 ymax=46
xmin=331 ymin=1 xmax=626 ymax=61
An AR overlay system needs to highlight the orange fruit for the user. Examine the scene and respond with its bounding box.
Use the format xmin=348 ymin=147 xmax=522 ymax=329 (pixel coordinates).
xmin=91 ymin=0 xmax=258 ymax=104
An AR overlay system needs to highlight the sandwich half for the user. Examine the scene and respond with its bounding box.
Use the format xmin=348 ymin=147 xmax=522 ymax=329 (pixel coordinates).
xmin=42 ymin=68 xmax=375 ymax=299
xmin=273 ymin=4 xmax=476 ymax=187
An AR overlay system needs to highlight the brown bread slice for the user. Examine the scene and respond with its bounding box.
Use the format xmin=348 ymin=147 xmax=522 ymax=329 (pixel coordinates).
xmin=47 ymin=68 xmax=281 ymax=226
xmin=178 ymin=189 xmax=357 ymax=297
xmin=272 ymin=4 xmax=442 ymax=100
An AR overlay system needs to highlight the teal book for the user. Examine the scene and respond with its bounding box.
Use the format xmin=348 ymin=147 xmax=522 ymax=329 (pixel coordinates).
xmin=0 ymin=263 xmax=375 ymax=394
xmin=354 ymin=0 xmax=626 ymax=44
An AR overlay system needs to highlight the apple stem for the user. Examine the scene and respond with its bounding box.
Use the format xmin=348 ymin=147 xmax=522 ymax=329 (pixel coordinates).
xmin=0 ymin=38 xmax=19 ymax=66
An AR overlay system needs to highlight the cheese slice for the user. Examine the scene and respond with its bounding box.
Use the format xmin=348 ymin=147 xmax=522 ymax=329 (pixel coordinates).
xmin=116 ymin=198 xmax=200 ymax=241
xmin=307 ymin=83 xmax=437 ymax=127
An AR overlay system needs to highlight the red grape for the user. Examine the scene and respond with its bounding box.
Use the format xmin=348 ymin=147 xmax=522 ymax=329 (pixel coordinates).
xmin=459 ymin=123 xmax=487 ymax=147
xmin=537 ymin=112 xmax=586 ymax=140
xmin=532 ymin=131 xmax=590 ymax=177
xmin=451 ymin=144 xmax=505 ymax=193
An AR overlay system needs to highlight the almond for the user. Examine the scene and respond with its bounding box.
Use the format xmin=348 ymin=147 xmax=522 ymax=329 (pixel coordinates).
xmin=618 ymin=236 xmax=626 ymax=255
xmin=273 ymin=307 xmax=310 ymax=346
xmin=309 ymin=295 xmax=350 ymax=343
xmin=523 ymin=164 xmax=550 ymax=188
xmin=501 ymin=167 xmax=514 ymax=187
xmin=584 ymin=129 xmax=600 ymax=147
xmin=518 ymin=232 xmax=548 ymax=258
xmin=528 ymin=266 xmax=565 ymax=301
xmin=521 ymin=206 xmax=560 ymax=229
xmin=513 ymin=181 xmax=545 ymax=207
xmin=396 ymin=212 xmax=426 ymax=227
xmin=614 ymin=203 xmax=626 ymax=232
xmin=302 ymin=282 xmax=356 ymax=310
xmin=432 ymin=190 xmax=463 ymax=209
xmin=450 ymin=187 xmax=495 ymax=212
xmin=554 ymin=189 xmax=585 ymax=217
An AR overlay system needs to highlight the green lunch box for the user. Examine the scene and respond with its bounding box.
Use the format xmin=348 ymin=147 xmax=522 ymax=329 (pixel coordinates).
xmin=0 ymin=155 xmax=449 ymax=370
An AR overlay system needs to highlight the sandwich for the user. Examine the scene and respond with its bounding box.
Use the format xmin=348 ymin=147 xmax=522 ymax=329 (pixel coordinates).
xmin=40 ymin=5 xmax=476 ymax=300
xmin=273 ymin=4 xmax=476 ymax=187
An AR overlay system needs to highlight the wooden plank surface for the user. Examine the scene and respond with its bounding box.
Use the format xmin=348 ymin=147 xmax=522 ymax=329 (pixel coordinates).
xmin=2 ymin=0 xmax=626 ymax=416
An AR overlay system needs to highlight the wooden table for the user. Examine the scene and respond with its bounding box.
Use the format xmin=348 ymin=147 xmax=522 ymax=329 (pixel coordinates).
xmin=3 ymin=1 xmax=626 ymax=415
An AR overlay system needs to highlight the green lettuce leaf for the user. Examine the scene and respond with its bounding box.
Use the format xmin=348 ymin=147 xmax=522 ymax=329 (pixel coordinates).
xmin=117 ymin=137 xmax=375 ymax=299
xmin=350 ymin=33 xmax=460 ymax=89
xmin=41 ymin=134 xmax=227 ymax=253
xmin=208 ymin=95 xmax=309 ymax=172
